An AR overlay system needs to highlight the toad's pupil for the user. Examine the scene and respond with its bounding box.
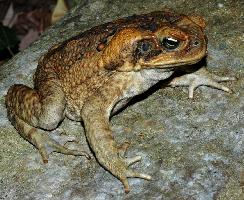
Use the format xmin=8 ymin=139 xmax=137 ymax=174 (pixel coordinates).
xmin=162 ymin=37 xmax=180 ymax=50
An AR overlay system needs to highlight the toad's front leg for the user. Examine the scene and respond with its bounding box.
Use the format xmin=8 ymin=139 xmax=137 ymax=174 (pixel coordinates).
xmin=169 ymin=67 xmax=236 ymax=98
xmin=81 ymin=76 xmax=151 ymax=193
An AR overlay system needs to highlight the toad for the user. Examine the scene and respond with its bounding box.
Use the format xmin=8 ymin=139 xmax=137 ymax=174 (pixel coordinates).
xmin=5 ymin=11 xmax=235 ymax=193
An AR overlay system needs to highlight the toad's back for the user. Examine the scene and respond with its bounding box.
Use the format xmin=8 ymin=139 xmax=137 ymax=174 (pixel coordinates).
xmin=35 ymin=11 xmax=183 ymax=83
xmin=37 ymin=10 xmax=182 ymax=74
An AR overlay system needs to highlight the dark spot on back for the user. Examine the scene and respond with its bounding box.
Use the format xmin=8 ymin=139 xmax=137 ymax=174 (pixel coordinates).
xmin=140 ymin=22 xmax=158 ymax=32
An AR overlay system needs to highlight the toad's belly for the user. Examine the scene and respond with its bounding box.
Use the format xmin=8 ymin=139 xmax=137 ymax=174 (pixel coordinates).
xmin=63 ymin=85 xmax=90 ymax=121
xmin=111 ymin=69 xmax=174 ymax=112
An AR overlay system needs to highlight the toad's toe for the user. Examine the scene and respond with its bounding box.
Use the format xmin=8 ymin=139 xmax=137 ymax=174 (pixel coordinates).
xmin=31 ymin=129 xmax=91 ymax=163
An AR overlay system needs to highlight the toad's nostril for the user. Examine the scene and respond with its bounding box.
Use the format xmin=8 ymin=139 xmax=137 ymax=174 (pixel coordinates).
xmin=193 ymin=40 xmax=200 ymax=46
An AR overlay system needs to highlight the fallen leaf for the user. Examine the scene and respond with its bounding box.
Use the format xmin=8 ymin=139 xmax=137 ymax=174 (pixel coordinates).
xmin=2 ymin=2 xmax=14 ymax=27
xmin=13 ymin=9 xmax=51 ymax=35
xmin=18 ymin=29 xmax=39 ymax=50
xmin=51 ymin=0 xmax=68 ymax=24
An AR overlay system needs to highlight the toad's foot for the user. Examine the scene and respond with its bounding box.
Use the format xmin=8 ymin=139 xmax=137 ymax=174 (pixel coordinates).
xmin=116 ymin=142 xmax=152 ymax=192
xmin=103 ymin=153 xmax=152 ymax=193
xmin=122 ymin=156 xmax=152 ymax=193
xmin=169 ymin=67 xmax=236 ymax=98
xmin=29 ymin=128 xmax=91 ymax=163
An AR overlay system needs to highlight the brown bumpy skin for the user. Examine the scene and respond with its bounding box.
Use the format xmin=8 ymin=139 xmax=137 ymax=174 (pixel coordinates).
xmin=5 ymin=10 xmax=235 ymax=192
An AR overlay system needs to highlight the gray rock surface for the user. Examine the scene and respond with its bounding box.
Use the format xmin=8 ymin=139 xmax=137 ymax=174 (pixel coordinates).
xmin=0 ymin=0 xmax=243 ymax=199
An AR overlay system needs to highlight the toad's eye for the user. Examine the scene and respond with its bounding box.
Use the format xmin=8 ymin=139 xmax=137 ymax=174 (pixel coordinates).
xmin=137 ymin=41 xmax=152 ymax=54
xmin=161 ymin=37 xmax=180 ymax=50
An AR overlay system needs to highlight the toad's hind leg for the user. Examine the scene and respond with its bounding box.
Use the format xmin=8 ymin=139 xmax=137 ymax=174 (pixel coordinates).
xmin=6 ymin=81 xmax=90 ymax=163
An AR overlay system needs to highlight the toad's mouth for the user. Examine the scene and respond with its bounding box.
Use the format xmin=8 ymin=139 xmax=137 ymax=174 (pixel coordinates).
xmin=140 ymin=45 xmax=207 ymax=69
xmin=140 ymin=51 xmax=206 ymax=69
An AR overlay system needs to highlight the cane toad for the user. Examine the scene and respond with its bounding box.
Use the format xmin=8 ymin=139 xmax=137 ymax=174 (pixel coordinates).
xmin=5 ymin=11 xmax=235 ymax=193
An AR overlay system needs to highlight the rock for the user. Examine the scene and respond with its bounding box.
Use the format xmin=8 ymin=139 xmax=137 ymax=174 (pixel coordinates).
xmin=0 ymin=0 xmax=243 ymax=199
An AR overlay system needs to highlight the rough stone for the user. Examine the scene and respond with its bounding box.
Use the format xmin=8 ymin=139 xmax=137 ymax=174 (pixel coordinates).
xmin=0 ymin=0 xmax=243 ymax=199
